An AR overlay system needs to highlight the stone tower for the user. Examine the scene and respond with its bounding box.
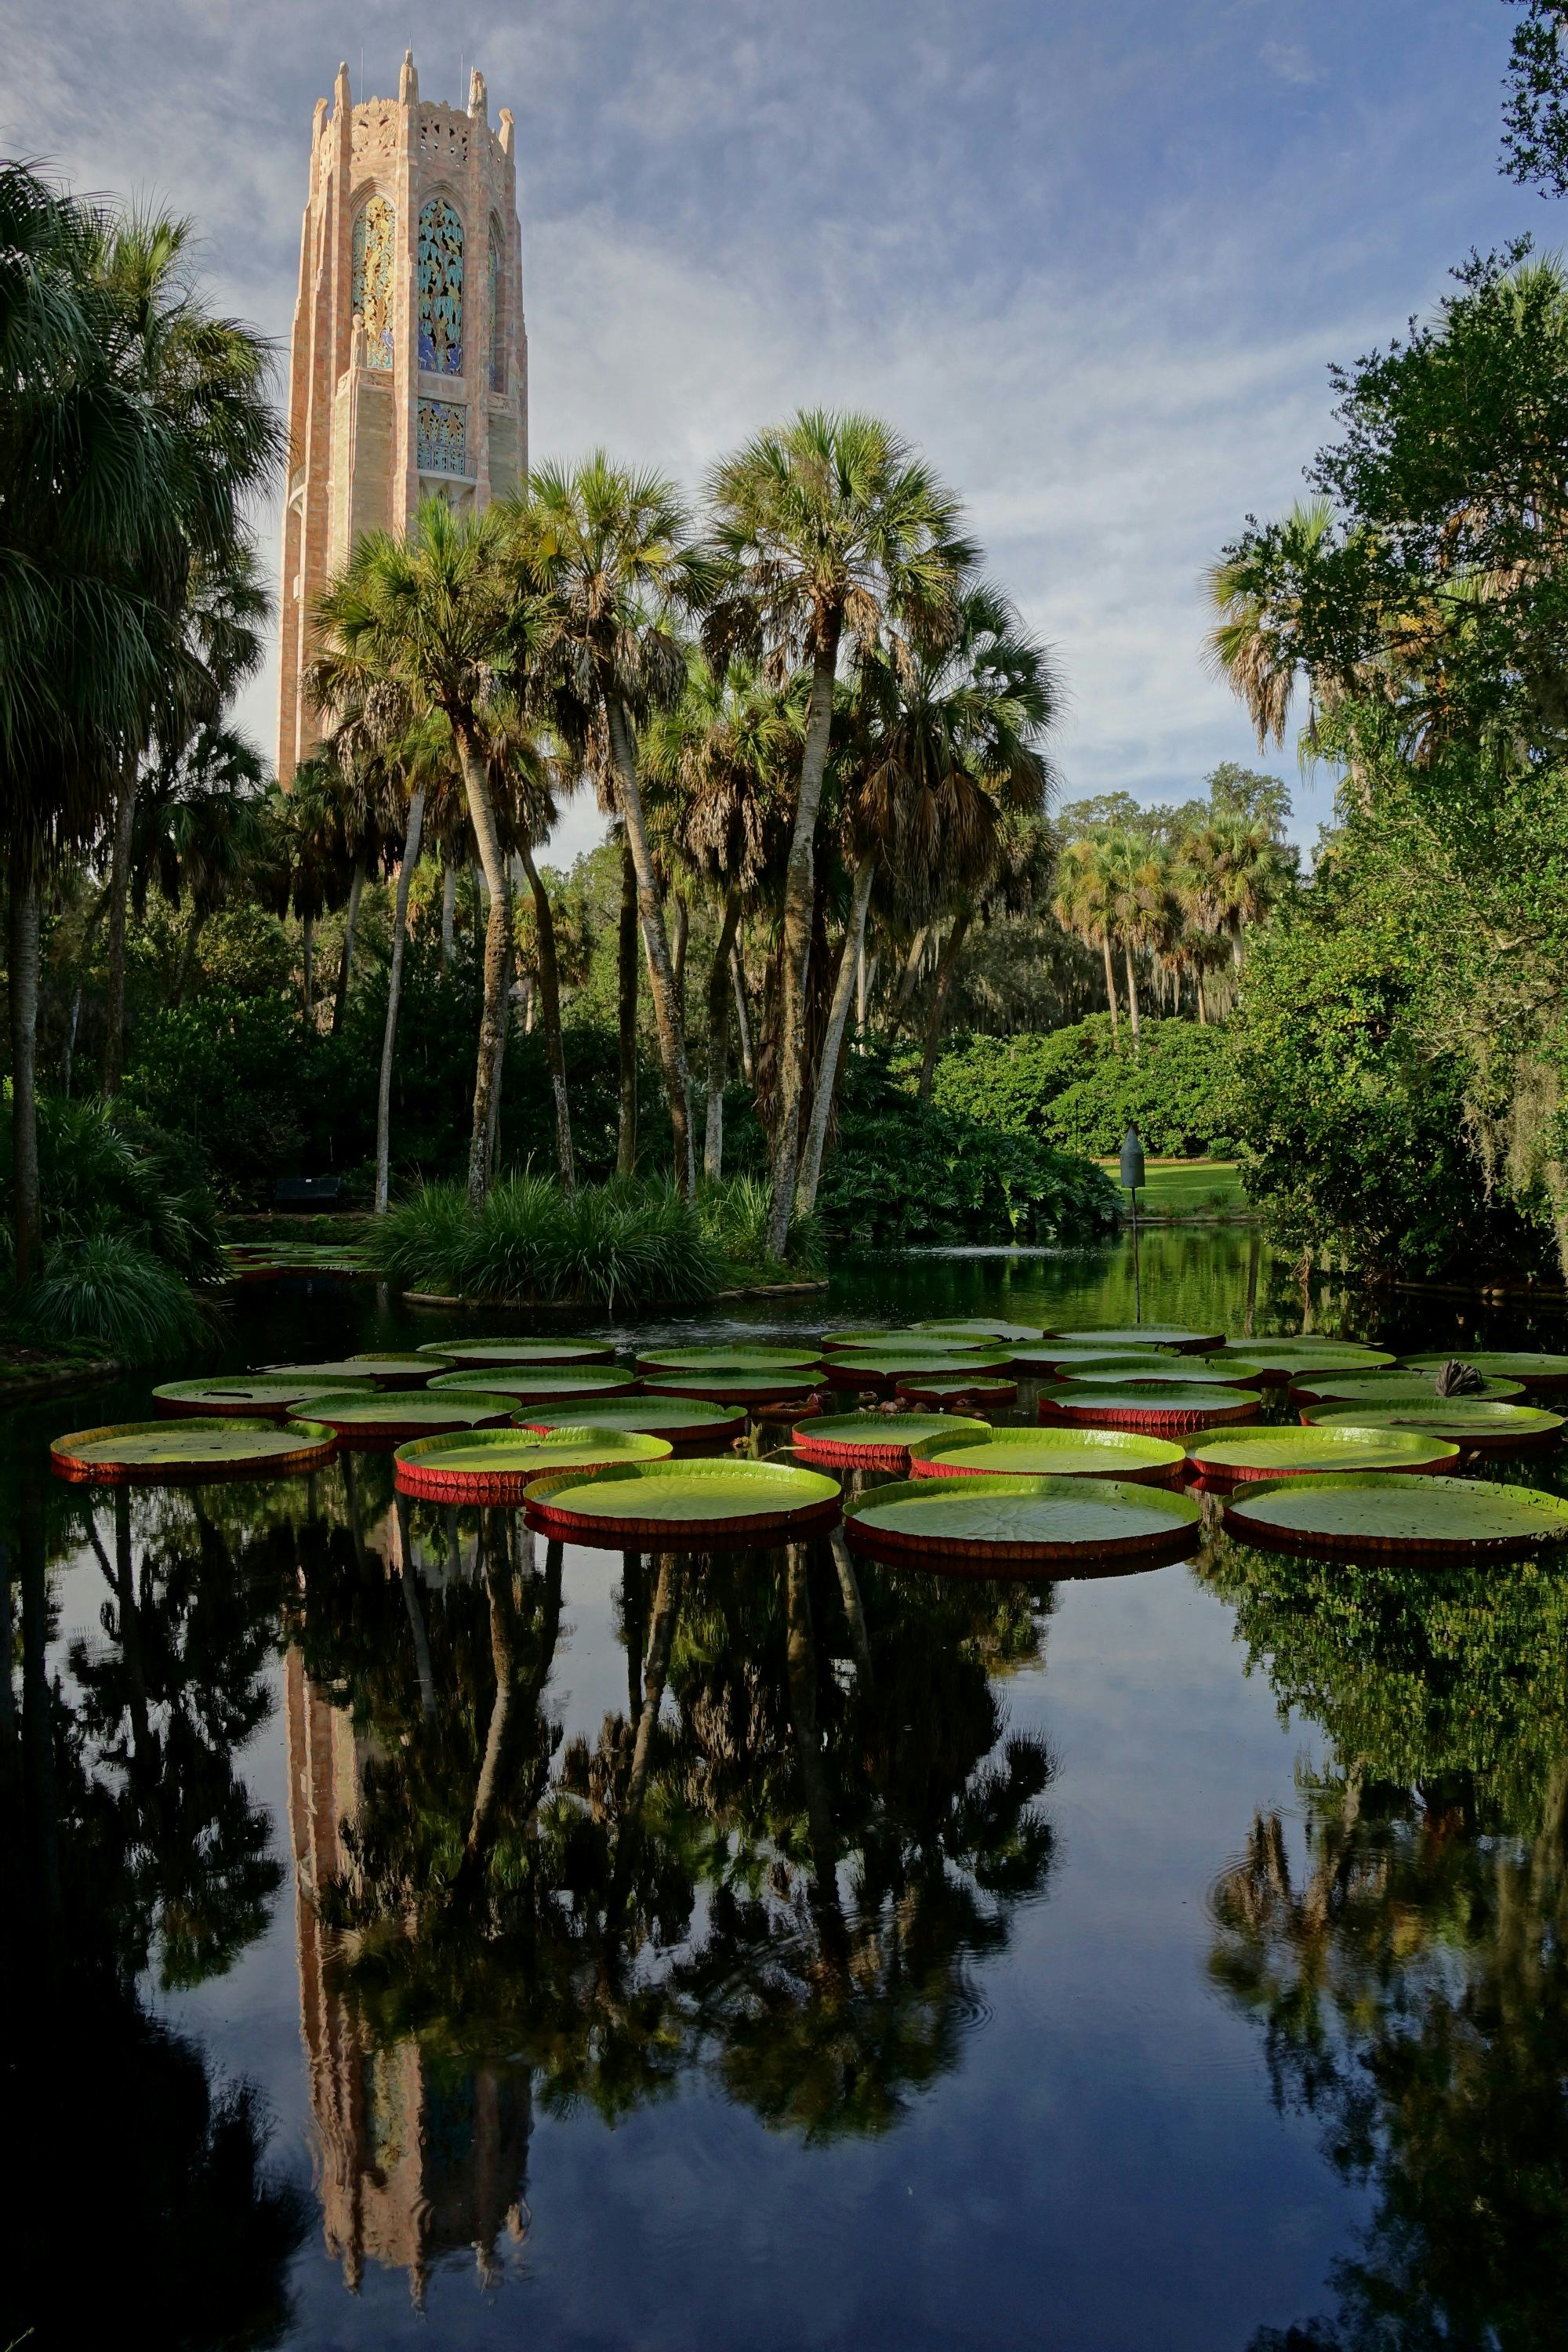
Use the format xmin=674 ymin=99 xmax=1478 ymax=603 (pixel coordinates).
xmin=276 ymin=52 xmax=529 ymax=780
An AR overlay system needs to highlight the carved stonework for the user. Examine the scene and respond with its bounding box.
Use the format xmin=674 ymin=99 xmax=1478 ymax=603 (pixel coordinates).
xmin=418 ymin=399 xmax=467 ymax=476
xmin=417 ymin=198 xmax=464 ymax=375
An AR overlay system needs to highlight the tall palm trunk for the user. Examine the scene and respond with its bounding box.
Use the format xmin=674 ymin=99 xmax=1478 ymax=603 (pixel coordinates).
xmin=602 ymin=691 xmax=695 ymax=1196
xmin=440 ymin=861 xmax=456 ymax=975
xmin=797 ymin=855 xmax=874 ymax=1216
xmin=102 ymin=764 xmax=139 ymax=1094
xmin=731 ymin=943 xmax=754 ymax=1085
xmin=703 ymin=888 xmax=743 ymax=1183
xmin=331 ymin=854 xmax=366 ymax=1035
xmin=917 ymin=902 xmax=974 ymax=1100
xmin=375 ymin=784 xmax=426 ymax=1214
xmin=62 ymin=883 xmax=111 ymax=1100
xmin=670 ymin=892 xmax=689 ymax=1027
xmin=890 ymin=923 xmax=929 ymax=1033
xmin=453 ymin=726 xmax=514 ymax=1207
xmin=1123 ymin=942 xmax=1142 ymax=1058
xmin=9 ymin=843 xmax=42 ymax=1284
xmin=767 ymin=619 xmax=842 ymax=1258
xmin=616 ymin=837 xmax=638 ymax=1174
xmin=1101 ymin=933 xmax=1120 ymax=1042
xmin=1196 ymin=976 xmax=1207 ymax=1026
xmin=518 ymin=836 xmax=576 ymax=1194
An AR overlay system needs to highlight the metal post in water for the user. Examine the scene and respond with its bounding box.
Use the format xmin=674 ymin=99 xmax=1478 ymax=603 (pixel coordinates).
xmin=1120 ymin=1124 xmax=1146 ymax=1325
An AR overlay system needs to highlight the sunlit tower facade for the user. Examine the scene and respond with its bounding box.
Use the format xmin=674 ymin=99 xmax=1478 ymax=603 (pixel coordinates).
xmin=275 ymin=50 xmax=529 ymax=781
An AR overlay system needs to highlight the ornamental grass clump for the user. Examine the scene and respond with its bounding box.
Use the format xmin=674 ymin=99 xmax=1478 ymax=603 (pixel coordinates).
xmin=369 ymin=1174 xmax=721 ymax=1310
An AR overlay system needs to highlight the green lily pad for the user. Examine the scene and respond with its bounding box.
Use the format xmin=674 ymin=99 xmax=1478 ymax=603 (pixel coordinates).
xmin=1301 ymin=1399 xmax=1565 ymax=1448
xmin=299 ymin=1389 xmax=517 ymax=1439
xmin=894 ymin=1374 xmax=1019 ymax=1405
xmin=843 ymin=1473 xmax=1202 ymax=1567
xmin=429 ymin=1366 xmax=641 ymax=1401
xmin=1293 ymin=1371 xmax=1525 ymax=1405
xmin=642 ymin=1371 xmax=822 ymax=1405
xmin=1402 ymin=1350 xmax=1568 ymax=1389
xmin=52 ymin=1417 xmax=336 ymax=1485
xmin=1042 ymin=1325 xmax=1221 ymax=1352
xmin=1210 ymin=1339 xmax=1395 ymax=1381
xmin=1056 ymin=1360 xmax=1268 ymax=1388
xmin=265 ymin=1353 xmax=434 ymax=1389
xmin=524 ymin=1457 xmax=841 ymax=1544
xmin=1186 ymin=1423 xmax=1457 ymax=1483
xmin=415 ymin=1337 xmax=615 ymax=1366
xmin=517 ymin=1396 xmax=747 ymax=1446
xmin=822 ymin=1349 xmax=1009 ymax=1382
xmin=1038 ymin=1381 xmax=1261 ymax=1431
xmin=635 ymin=1345 xmax=823 ymax=1371
xmin=1225 ymin=1472 xmax=1568 ymax=1557
xmin=911 ymin=1427 xmax=1185 ymax=1483
xmin=822 ymin=1328 xmax=996 ymax=1352
xmin=151 ymin=1376 xmax=347 ymax=1418
xmin=793 ymin=1410 xmax=993 ymax=1465
xmin=911 ymin=1319 xmax=1044 ymax=1341
xmin=1009 ymin=1346 xmax=1181 ymax=1374
xmin=396 ymin=1424 xmax=671 ymax=1501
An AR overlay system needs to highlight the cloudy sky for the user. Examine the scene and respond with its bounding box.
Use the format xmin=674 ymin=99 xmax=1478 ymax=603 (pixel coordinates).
xmin=2 ymin=0 xmax=1548 ymax=856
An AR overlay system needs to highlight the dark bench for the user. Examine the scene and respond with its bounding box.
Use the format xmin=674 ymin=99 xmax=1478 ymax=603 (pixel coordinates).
xmin=273 ymin=1175 xmax=343 ymax=1209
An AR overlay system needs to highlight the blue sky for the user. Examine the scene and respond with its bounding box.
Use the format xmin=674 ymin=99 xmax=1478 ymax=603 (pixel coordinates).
xmin=1 ymin=0 xmax=1549 ymax=856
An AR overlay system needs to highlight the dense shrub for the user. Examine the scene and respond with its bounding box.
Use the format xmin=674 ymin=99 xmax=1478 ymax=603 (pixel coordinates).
xmin=816 ymin=1051 xmax=1120 ymax=1247
xmin=931 ymin=1017 xmax=1237 ymax=1157
xmin=368 ymin=1174 xmax=723 ymax=1308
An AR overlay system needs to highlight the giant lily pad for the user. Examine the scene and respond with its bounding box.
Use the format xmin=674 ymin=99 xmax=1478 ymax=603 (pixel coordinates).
xmin=395 ymin=1425 xmax=670 ymax=1502
xmin=1042 ymin=1325 xmax=1221 ymax=1353
xmin=792 ymin=1410 xmax=992 ymax=1467
xmin=52 ymin=1417 xmax=336 ymax=1486
xmin=894 ymin=1374 xmax=1020 ymax=1407
xmin=518 ymin=1396 xmax=747 ymax=1448
xmin=1293 ymin=1371 xmax=1524 ymax=1406
xmin=152 ymin=1375 xmax=347 ymax=1420
xmin=910 ymin=1427 xmax=1185 ymax=1485
xmin=524 ymin=1457 xmax=841 ymax=1544
xmin=1008 ymin=1346 xmax=1180 ymax=1376
xmin=821 ymin=1328 xmax=996 ymax=1352
xmin=1037 ymin=1381 xmax=1261 ymax=1434
xmin=1185 ymin=1423 xmax=1457 ymax=1486
xmin=1402 ymin=1350 xmax=1568 ymax=1392
xmin=1210 ymin=1339 xmax=1395 ymax=1383
xmin=415 ymin=1337 xmax=615 ymax=1367
xmin=1225 ymin=1472 xmax=1568 ymax=1559
xmin=635 ymin=1345 xmax=822 ymax=1372
xmin=843 ymin=1474 xmax=1201 ymax=1571
xmin=1301 ymin=1399 xmax=1565 ymax=1450
xmin=1056 ymin=1360 xmax=1269 ymax=1388
xmin=911 ymin=1319 xmax=1044 ymax=1342
xmin=821 ymin=1349 xmax=1009 ymax=1388
xmin=264 ymin=1353 xmax=434 ymax=1390
xmin=297 ymin=1389 xmax=517 ymax=1443
xmin=429 ymin=1366 xmax=641 ymax=1402
xmin=642 ymin=1371 xmax=822 ymax=1406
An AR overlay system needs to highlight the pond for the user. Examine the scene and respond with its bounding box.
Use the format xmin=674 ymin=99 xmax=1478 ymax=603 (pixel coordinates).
xmin=6 ymin=1228 xmax=1568 ymax=2350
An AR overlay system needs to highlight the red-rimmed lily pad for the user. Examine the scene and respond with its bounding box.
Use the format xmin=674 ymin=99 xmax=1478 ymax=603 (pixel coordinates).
xmin=428 ymin=1366 xmax=641 ymax=1403
xmin=910 ymin=1427 xmax=1185 ymax=1485
xmin=1402 ymin=1350 xmax=1568 ymax=1393
xmin=415 ymin=1336 xmax=615 ymax=1367
xmin=634 ymin=1345 xmax=823 ymax=1372
xmin=52 ymin=1417 xmax=336 ymax=1486
xmin=1042 ymin=1325 xmax=1221 ymax=1353
xmin=1300 ymin=1399 xmax=1565 ymax=1451
xmin=151 ymin=1376 xmax=347 ymax=1420
xmin=821 ymin=1349 xmax=1009 ymax=1389
xmin=1209 ymin=1339 xmax=1395 ymax=1384
xmin=1055 ymin=1360 xmax=1269 ymax=1388
xmin=395 ymin=1424 xmax=671 ymax=1502
xmin=524 ymin=1457 xmax=841 ymax=1546
xmin=1225 ymin=1472 xmax=1568 ymax=1559
xmin=842 ymin=1473 xmax=1201 ymax=1573
xmin=517 ymin=1396 xmax=747 ymax=1449
xmin=299 ymin=1389 xmax=517 ymax=1444
xmin=791 ymin=1410 xmax=992 ymax=1467
xmin=1007 ymin=1345 xmax=1180 ymax=1377
xmin=1185 ymin=1422 xmax=1457 ymax=1487
xmin=642 ymin=1371 xmax=822 ymax=1407
xmin=893 ymin=1373 xmax=1019 ymax=1407
xmin=821 ymin=1328 xmax=996 ymax=1352
xmin=911 ymin=1319 xmax=1044 ymax=1342
xmin=1292 ymin=1371 xmax=1525 ymax=1406
xmin=1038 ymin=1381 xmax=1261 ymax=1434
xmin=264 ymin=1353 xmax=434 ymax=1390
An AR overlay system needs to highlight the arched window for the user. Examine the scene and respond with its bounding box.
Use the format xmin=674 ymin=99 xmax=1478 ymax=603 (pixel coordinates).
xmin=488 ymin=222 xmax=506 ymax=393
xmin=351 ymin=196 xmax=395 ymax=369
xmin=417 ymin=197 xmax=464 ymax=374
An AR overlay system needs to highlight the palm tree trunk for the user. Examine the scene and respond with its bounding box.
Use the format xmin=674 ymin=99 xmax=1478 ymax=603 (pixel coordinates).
xmin=890 ymin=924 xmax=929 ymax=1032
xmin=9 ymin=844 xmax=42 ymax=1285
xmin=376 ymin=785 xmax=426 ymax=1214
xmin=453 ymin=727 xmax=514 ymax=1207
xmin=1196 ymin=976 xmax=1207 ymax=1026
xmin=855 ymin=934 xmax=869 ymax=1033
xmin=1101 ymin=934 xmax=1120 ymax=1041
xmin=62 ymin=883 xmax=111 ymax=1102
xmin=331 ymin=855 xmax=366 ymax=1035
xmin=768 ymin=621 xmax=842 ymax=1258
xmin=169 ymin=903 xmax=206 ymax=1011
xmin=441 ymin=861 xmax=456 ymax=975
xmin=703 ymin=888 xmax=742 ymax=1184
xmin=102 ymin=764 xmax=139 ymax=1095
xmin=300 ymin=911 xmax=314 ymax=1021
xmin=519 ymin=836 xmax=576 ymax=1194
xmin=603 ymin=691 xmax=695 ymax=1196
xmin=615 ymin=837 xmax=639 ymax=1174
xmin=1123 ymin=943 xmax=1142 ymax=1058
xmin=797 ymin=853 xmax=874 ymax=1216
xmin=916 ymin=903 xmax=974 ymax=1100
xmin=731 ymin=944 xmax=754 ymax=1085
xmin=670 ymin=892 xmax=689 ymax=1027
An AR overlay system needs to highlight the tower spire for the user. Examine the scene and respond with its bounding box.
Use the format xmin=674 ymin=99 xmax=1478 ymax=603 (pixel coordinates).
xmin=400 ymin=47 xmax=418 ymax=104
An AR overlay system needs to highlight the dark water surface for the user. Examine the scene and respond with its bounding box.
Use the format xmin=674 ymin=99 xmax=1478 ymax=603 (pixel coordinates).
xmin=6 ymin=1230 xmax=1568 ymax=2350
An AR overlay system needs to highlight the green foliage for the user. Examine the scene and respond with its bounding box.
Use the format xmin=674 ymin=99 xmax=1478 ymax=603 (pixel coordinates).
xmin=367 ymin=1173 xmax=723 ymax=1308
xmin=23 ymin=1229 xmax=209 ymax=1362
xmin=1058 ymin=762 xmax=1291 ymax=850
xmin=815 ymin=1050 xmax=1120 ymax=1246
xmin=699 ymin=1172 xmax=825 ymax=1278
xmin=931 ymin=1016 xmax=1237 ymax=1157
xmin=1502 ymin=2 xmax=1568 ymax=196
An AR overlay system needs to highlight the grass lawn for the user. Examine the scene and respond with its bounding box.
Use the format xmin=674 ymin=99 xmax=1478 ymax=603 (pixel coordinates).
xmin=1094 ymin=1158 xmax=1250 ymax=1219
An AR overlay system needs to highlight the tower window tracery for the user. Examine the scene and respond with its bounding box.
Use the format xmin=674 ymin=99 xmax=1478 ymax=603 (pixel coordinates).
xmin=350 ymin=197 xmax=395 ymax=370
xmin=417 ymin=198 xmax=464 ymax=374
xmin=488 ymin=223 xmax=505 ymax=393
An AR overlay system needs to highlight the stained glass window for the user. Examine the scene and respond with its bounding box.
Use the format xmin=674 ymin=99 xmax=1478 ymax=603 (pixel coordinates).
xmin=417 ymin=399 xmax=467 ymax=476
xmin=488 ymin=223 xmax=505 ymax=393
xmin=417 ymin=198 xmax=463 ymax=375
xmin=351 ymin=197 xmax=394 ymax=370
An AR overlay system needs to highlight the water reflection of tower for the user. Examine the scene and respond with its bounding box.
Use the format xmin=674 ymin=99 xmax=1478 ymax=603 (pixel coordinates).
xmin=285 ymin=1640 xmax=530 ymax=2302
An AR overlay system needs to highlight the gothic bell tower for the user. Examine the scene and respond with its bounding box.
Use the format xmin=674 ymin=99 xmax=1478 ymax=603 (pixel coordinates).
xmin=276 ymin=51 xmax=529 ymax=780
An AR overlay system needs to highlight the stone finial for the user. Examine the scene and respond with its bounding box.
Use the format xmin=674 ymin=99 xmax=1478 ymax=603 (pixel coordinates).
xmin=498 ymin=107 xmax=515 ymax=155
xmin=334 ymin=60 xmax=350 ymax=110
xmin=469 ymin=67 xmax=488 ymax=121
xmin=399 ymin=47 xmax=418 ymax=104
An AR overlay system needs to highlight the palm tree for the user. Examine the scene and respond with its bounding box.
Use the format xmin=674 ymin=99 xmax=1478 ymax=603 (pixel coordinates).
xmin=1204 ymin=497 xmax=1338 ymax=750
xmin=1052 ymin=839 xmax=1120 ymax=1044
xmin=707 ymin=409 xmax=973 ymax=1258
xmin=508 ymin=457 xmax=710 ymax=1196
xmin=1098 ymin=828 xmax=1165 ymax=1057
xmin=132 ymin=725 xmax=269 ymax=1006
xmin=263 ymin=757 xmax=352 ymax=1020
xmin=314 ymin=499 xmax=528 ymax=1206
xmin=1179 ymin=815 xmax=1292 ymax=968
